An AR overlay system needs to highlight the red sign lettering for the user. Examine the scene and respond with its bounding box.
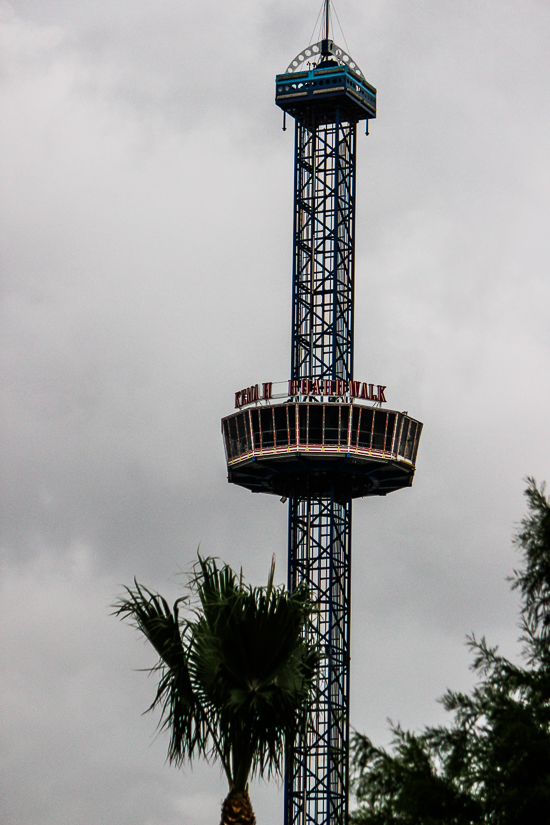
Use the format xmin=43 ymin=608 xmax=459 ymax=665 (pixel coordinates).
xmin=235 ymin=384 xmax=259 ymax=408
xmin=235 ymin=378 xmax=387 ymax=406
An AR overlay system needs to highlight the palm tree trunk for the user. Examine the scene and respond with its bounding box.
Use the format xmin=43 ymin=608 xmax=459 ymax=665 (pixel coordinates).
xmin=220 ymin=788 xmax=256 ymax=825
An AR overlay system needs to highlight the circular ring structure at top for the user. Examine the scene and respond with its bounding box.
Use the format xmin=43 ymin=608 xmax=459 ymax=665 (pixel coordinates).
xmin=285 ymin=39 xmax=365 ymax=79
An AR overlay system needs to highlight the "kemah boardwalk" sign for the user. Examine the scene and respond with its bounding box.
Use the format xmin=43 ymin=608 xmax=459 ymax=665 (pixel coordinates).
xmin=235 ymin=379 xmax=387 ymax=409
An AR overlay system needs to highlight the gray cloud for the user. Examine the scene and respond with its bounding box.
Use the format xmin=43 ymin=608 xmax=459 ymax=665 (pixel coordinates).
xmin=1 ymin=0 xmax=550 ymax=822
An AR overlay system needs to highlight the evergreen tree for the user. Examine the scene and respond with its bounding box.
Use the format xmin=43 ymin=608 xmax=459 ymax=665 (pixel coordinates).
xmin=351 ymin=479 xmax=550 ymax=825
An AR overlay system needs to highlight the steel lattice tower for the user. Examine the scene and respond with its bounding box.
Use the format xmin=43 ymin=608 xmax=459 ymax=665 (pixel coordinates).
xmin=285 ymin=109 xmax=356 ymax=825
xmin=221 ymin=5 xmax=422 ymax=824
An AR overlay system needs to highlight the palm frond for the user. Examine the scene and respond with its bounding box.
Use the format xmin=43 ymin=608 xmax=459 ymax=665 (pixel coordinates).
xmin=114 ymin=580 xmax=223 ymax=769
xmin=188 ymin=559 xmax=320 ymax=783
xmin=116 ymin=555 xmax=319 ymax=794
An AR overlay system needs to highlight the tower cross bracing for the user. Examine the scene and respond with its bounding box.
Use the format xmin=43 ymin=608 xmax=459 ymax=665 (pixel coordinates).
xmin=286 ymin=108 xmax=358 ymax=825
xmin=292 ymin=118 xmax=356 ymax=383
xmin=286 ymin=496 xmax=351 ymax=824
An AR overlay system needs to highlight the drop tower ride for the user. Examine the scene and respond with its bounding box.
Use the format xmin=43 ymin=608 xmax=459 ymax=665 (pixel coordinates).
xmin=221 ymin=4 xmax=422 ymax=824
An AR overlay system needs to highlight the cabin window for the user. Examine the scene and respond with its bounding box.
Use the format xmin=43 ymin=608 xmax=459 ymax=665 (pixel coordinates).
xmin=250 ymin=409 xmax=260 ymax=449
xmin=324 ymin=405 xmax=339 ymax=445
xmin=288 ymin=405 xmax=297 ymax=446
xmin=372 ymin=411 xmax=387 ymax=451
xmin=223 ymin=420 xmax=232 ymax=458
xmin=309 ymin=405 xmax=323 ymax=445
xmin=299 ymin=405 xmax=308 ymax=445
xmin=260 ymin=408 xmax=274 ymax=449
xmin=412 ymin=423 xmax=421 ymax=463
xmin=339 ymin=406 xmax=349 ymax=447
xmin=385 ymin=413 xmax=396 ymax=452
xmin=358 ymin=408 xmax=373 ymax=449
xmin=398 ymin=417 xmax=409 ymax=457
xmin=236 ymin=413 xmax=250 ymax=454
xmin=350 ymin=406 xmax=360 ymax=448
xmin=405 ymin=420 xmax=417 ymax=461
xmin=274 ymin=406 xmax=289 ymax=447
xmin=244 ymin=412 xmax=252 ymax=452
xmin=228 ymin=416 xmax=239 ymax=458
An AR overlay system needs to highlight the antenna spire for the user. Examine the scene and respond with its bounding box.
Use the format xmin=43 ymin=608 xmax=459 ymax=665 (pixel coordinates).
xmin=324 ymin=0 xmax=330 ymax=41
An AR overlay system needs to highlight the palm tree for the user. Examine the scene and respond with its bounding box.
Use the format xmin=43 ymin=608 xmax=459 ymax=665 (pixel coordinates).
xmin=114 ymin=555 xmax=319 ymax=824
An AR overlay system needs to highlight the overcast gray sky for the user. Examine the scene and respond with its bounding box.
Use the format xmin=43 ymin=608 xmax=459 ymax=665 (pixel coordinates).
xmin=1 ymin=0 xmax=550 ymax=823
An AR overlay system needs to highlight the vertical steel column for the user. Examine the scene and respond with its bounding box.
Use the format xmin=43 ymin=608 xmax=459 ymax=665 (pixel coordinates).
xmin=286 ymin=114 xmax=357 ymax=825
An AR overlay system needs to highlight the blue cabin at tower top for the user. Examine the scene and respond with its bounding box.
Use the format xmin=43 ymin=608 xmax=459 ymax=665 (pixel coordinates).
xmin=275 ymin=39 xmax=376 ymax=125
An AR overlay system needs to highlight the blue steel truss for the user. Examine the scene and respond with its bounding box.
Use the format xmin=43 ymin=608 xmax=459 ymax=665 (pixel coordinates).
xmin=285 ymin=113 xmax=358 ymax=825
xmin=286 ymin=495 xmax=351 ymax=825
xmin=291 ymin=117 xmax=356 ymax=384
